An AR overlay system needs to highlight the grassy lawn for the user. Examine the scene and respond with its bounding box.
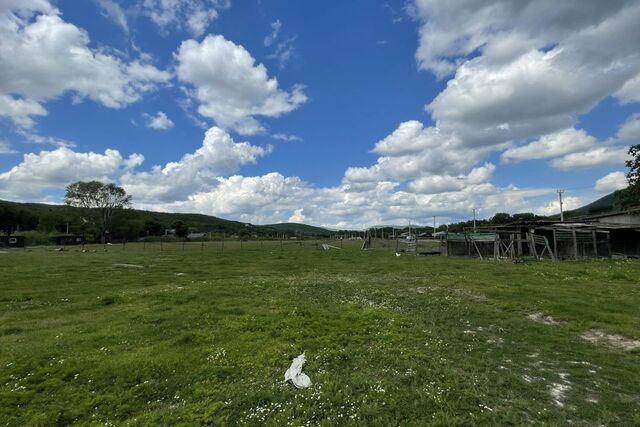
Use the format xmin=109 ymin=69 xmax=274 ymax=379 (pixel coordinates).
xmin=1 ymin=242 xmax=639 ymax=425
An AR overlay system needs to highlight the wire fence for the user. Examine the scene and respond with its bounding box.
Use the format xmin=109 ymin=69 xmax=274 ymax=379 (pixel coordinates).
xmin=13 ymin=238 xmax=346 ymax=253
xmin=7 ymin=237 xmax=441 ymax=254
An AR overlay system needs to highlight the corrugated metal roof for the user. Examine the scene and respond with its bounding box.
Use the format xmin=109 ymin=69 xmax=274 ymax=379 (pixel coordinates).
xmin=446 ymin=233 xmax=467 ymax=241
xmin=577 ymin=206 xmax=640 ymax=220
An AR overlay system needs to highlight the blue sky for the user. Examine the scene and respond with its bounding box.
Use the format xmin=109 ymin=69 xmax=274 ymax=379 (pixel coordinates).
xmin=1 ymin=0 xmax=639 ymax=228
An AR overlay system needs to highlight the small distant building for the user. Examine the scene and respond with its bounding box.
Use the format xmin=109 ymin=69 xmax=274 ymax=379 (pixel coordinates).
xmin=53 ymin=234 xmax=85 ymax=246
xmin=0 ymin=235 xmax=26 ymax=248
xmin=187 ymin=232 xmax=206 ymax=239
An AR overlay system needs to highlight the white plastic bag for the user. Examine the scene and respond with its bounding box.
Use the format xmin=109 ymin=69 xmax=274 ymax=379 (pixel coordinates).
xmin=284 ymin=353 xmax=312 ymax=389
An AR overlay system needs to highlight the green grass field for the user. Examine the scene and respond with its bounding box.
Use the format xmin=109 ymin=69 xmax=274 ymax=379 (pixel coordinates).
xmin=1 ymin=242 xmax=639 ymax=426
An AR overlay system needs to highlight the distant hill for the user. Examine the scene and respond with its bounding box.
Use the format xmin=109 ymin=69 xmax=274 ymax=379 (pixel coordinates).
xmin=0 ymin=199 xmax=332 ymax=238
xmin=569 ymin=192 xmax=617 ymax=216
xmin=553 ymin=192 xmax=617 ymax=220
xmin=263 ymin=222 xmax=332 ymax=237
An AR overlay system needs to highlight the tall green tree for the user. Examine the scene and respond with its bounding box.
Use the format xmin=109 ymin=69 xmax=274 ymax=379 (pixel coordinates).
xmin=143 ymin=218 xmax=164 ymax=236
xmin=627 ymin=144 xmax=640 ymax=188
xmin=511 ymin=212 xmax=541 ymax=222
xmin=0 ymin=204 xmax=19 ymax=236
xmin=614 ymin=144 xmax=640 ymax=209
xmin=64 ymin=181 xmax=132 ymax=242
xmin=171 ymin=220 xmax=189 ymax=238
xmin=38 ymin=211 xmax=66 ymax=233
xmin=624 ymin=143 xmax=640 ymax=203
xmin=0 ymin=204 xmax=38 ymax=235
xmin=490 ymin=212 xmax=512 ymax=224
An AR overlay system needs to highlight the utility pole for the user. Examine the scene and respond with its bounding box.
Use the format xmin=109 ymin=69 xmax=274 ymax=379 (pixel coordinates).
xmin=472 ymin=208 xmax=477 ymax=233
xmin=433 ymin=216 xmax=436 ymax=235
xmin=557 ymin=189 xmax=565 ymax=222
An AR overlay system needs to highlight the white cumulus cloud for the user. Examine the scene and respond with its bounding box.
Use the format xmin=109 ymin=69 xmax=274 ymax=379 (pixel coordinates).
xmin=141 ymin=0 xmax=230 ymax=37
xmin=121 ymin=127 xmax=271 ymax=202
xmin=288 ymin=208 xmax=306 ymax=224
xmin=594 ymin=171 xmax=628 ymax=193
xmin=618 ymin=113 xmax=640 ymax=141
xmin=535 ymin=196 xmax=582 ymax=217
xmin=176 ymin=35 xmax=307 ymax=135
xmin=550 ymin=147 xmax=630 ymax=170
xmin=407 ymin=163 xmax=496 ymax=195
xmin=615 ymin=73 xmax=640 ymax=104
xmin=501 ymin=128 xmax=597 ymax=163
xmin=0 ymin=147 xmax=142 ymax=200
xmin=143 ymin=111 xmax=174 ymax=130
xmin=345 ymin=121 xmax=496 ymax=187
xmin=0 ymin=141 xmax=17 ymax=155
xmin=413 ymin=0 xmax=633 ymax=78
xmin=0 ymin=95 xmax=47 ymax=128
xmin=0 ymin=2 xmax=171 ymax=127
xmin=414 ymin=0 xmax=640 ymax=149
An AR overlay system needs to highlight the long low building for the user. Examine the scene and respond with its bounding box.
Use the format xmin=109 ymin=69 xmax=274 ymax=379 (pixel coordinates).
xmin=439 ymin=207 xmax=640 ymax=260
xmin=578 ymin=206 xmax=640 ymax=226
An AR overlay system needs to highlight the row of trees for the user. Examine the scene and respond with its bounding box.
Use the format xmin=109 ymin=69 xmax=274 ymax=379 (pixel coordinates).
xmin=0 ymin=205 xmax=38 ymax=235
xmin=1 ymin=181 xmax=173 ymax=241
xmin=0 ymin=205 xmax=178 ymax=238
xmin=444 ymin=212 xmax=544 ymax=232
xmin=1 ymin=181 xmax=253 ymax=242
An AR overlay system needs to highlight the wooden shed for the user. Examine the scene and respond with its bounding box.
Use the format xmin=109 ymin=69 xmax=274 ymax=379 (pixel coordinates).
xmin=439 ymin=219 xmax=640 ymax=260
xmin=53 ymin=234 xmax=86 ymax=246
xmin=0 ymin=235 xmax=26 ymax=248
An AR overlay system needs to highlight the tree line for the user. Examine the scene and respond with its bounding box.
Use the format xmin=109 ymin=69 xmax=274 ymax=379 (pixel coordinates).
xmin=0 ymin=181 xmax=176 ymax=241
xmin=0 ymin=181 xmax=329 ymax=242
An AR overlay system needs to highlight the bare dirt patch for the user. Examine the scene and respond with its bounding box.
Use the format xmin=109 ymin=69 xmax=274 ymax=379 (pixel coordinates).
xmin=549 ymin=373 xmax=571 ymax=407
xmin=528 ymin=312 xmax=562 ymax=325
xmin=550 ymin=382 xmax=571 ymax=407
xmin=580 ymin=329 xmax=640 ymax=351
xmin=409 ymin=286 xmax=436 ymax=294
xmin=113 ymin=263 xmax=144 ymax=269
